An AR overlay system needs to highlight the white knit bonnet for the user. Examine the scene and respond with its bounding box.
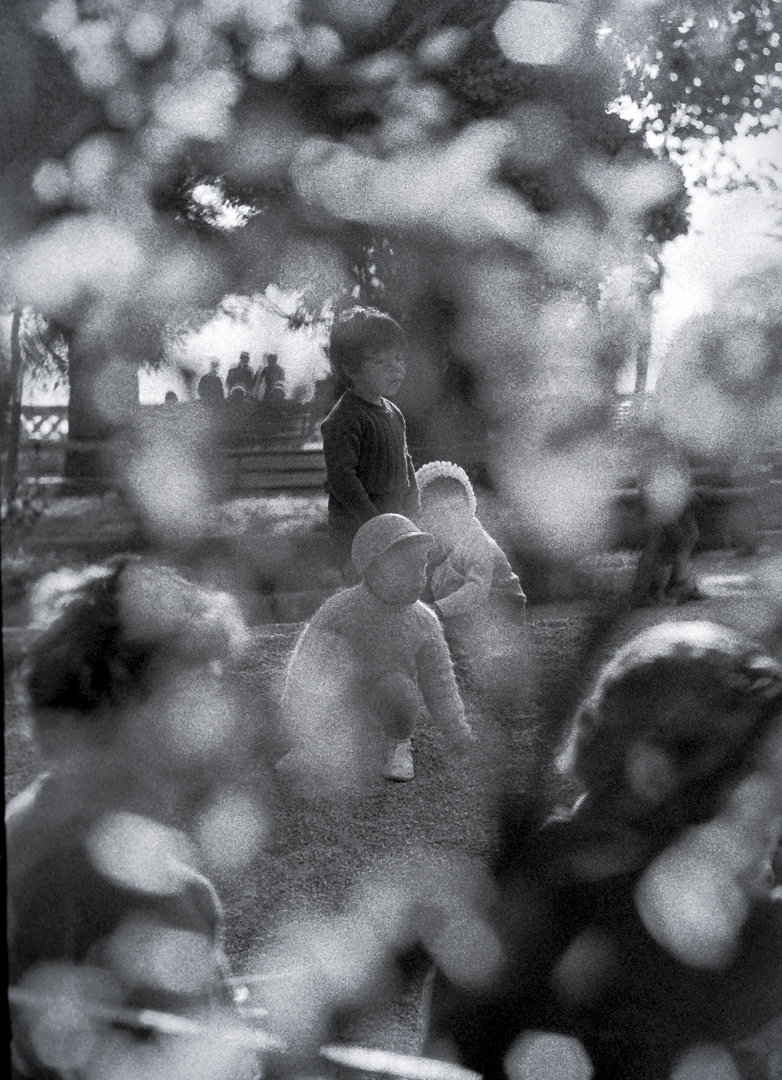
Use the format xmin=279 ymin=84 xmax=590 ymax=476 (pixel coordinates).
xmin=415 ymin=461 xmax=477 ymax=516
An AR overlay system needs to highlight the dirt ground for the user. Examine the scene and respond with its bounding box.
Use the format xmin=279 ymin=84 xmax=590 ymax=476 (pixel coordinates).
xmin=4 ymin=495 xmax=782 ymax=1069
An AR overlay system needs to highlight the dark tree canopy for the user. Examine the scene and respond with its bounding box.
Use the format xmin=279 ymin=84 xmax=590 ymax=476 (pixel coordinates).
xmin=605 ymin=0 xmax=782 ymax=142
xmin=1 ymin=0 xmax=778 ymax=529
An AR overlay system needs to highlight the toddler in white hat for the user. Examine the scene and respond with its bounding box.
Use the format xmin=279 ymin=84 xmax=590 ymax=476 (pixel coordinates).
xmin=416 ymin=461 xmax=525 ymax=620
xmin=279 ymin=514 xmax=473 ymax=787
xmin=415 ymin=462 xmax=530 ymax=710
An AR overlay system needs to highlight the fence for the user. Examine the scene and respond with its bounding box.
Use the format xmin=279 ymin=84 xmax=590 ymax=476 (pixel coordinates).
xmin=13 ymin=404 xmax=782 ymax=539
xmin=16 ymin=405 xmax=327 ymax=495
xmin=20 ymin=405 xmax=69 ymax=442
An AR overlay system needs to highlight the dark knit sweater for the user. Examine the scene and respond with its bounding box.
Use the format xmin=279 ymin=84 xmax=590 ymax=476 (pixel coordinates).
xmin=320 ymin=390 xmax=420 ymax=543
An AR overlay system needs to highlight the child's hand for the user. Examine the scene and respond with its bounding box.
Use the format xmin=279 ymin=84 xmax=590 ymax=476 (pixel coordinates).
xmin=635 ymin=772 xmax=782 ymax=969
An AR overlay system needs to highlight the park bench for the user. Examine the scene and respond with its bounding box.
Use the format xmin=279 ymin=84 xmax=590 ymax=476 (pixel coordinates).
xmin=15 ymin=404 xmax=327 ymax=496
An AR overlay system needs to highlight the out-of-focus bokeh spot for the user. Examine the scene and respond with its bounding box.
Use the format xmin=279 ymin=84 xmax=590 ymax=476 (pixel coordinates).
xmin=32 ymin=160 xmax=71 ymax=205
xmin=505 ymin=1031 xmax=594 ymax=1080
xmin=197 ymin=789 xmax=271 ymax=875
xmin=66 ymin=19 xmax=127 ymax=92
xmin=552 ymin=928 xmax=616 ymax=1006
xmin=248 ymin=33 xmax=299 ymax=82
xmin=669 ymin=1043 xmax=742 ymax=1080
xmin=13 ymin=215 xmax=141 ymax=316
xmin=153 ymin=674 xmax=239 ymax=764
xmin=494 ymin=2 xmax=578 ymax=67
xmin=17 ymin=962 xmax=121 ymax=1072
xmin=300 ymin=23 xmax=344 ymax=71
xmin=635 ymin=842 xmax=749 ymax=968
xmin=502 ymin=438 xmax=621 ymax=557
xmin=38 ymin=0 xmax=80 ymax=40
xmin=428 ymin=914 xmax=504 ymax=990
xmin=124 ymin=10 xmax=168 ymax=61
xmin=318 ymin=0 xmax=396 ymax=33
xmin=124 ymin=436 xmax=212 ymax=546
xmin=85 ymin=812 xmax=196 ymax=896
xmin=416 ymin=27 xmax=470 ymax=71
xmin=103 ymin=915 xmax=217 ymax=996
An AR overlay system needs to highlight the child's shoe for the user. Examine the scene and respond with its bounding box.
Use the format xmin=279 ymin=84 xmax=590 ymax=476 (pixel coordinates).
xmin=384 ymin=739 xmax=414 ymax=782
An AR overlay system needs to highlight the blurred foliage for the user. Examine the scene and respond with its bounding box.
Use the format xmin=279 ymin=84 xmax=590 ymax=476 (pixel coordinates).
xmin=604 ymin=0 xmax=782 ymax=143
xmin=3 ymin=9 xmax=782 ymax=1079
xmin=1 ymin=307 xmax=70 ymax=386
xmin=0 ymin=0 xmax=778 ymax=549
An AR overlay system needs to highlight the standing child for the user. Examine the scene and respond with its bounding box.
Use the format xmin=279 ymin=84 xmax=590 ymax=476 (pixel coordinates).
xmin=279 ymin=514 xmax=474 ymax=788
xmin=321 ymin=308 xmax=420 ymax=567
xmin=416 ymin=461 xmax=528 ymax=704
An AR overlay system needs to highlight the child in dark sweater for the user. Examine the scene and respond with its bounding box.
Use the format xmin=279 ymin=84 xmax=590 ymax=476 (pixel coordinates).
xmin=321 ymin=308 xmax=420 ymax=563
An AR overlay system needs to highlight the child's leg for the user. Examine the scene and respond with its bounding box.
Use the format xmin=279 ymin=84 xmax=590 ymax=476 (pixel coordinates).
xmin=372 ymin=673 xmax=419 ymax=780
xmin=631 ymin=527 xmax=673 ymax=606
xmin=372 ymin=673 xmax=419 ymax=741
xmin=666 ymin=511 xmax=706 ymax=602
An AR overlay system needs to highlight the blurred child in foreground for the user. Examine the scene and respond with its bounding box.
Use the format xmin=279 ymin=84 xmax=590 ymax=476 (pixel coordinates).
xmin=7 ymin=559 xmax=259 ymax=1080
xmin=417 ymin=460 xmax=529 ymax=708
xmin=279 ymin=514 xmax=473 ymax=787
xmin=424 ymin=620 xmax=782 ymax=1080
xmin=321 ymin=308 xmax=420 ymax=569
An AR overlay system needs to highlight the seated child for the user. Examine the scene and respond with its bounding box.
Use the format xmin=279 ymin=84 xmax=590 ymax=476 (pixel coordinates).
xmin=425 ymin=620 xmax=782 ymax=1080
xmin=321 ymin=308 xmax=420 ymax=566
xmin=7 ymin=559 xmax=258 ymax=1080
xmin=279 ymin=514 xmax=474 ymax=787
xmin=416 ymin=461 xmax=528 ymax=705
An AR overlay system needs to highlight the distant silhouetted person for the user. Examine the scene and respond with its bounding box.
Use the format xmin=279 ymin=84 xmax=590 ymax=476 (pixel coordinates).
xmin=631 ymin=450 xmax=706 ymax=608
xmin=197 ymin=359 xmax=224 ymax=408
xmin=227 ymin=351 xmax=255 ymax=396
xmin=255 ymin=353 xmax=286 ymax=406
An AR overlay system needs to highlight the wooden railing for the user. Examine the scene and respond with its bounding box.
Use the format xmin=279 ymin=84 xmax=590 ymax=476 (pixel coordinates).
xmin=16 ymin=404 xmax=326 ymax=495
xmin=20 ymin=405 xmax=69 ymax=442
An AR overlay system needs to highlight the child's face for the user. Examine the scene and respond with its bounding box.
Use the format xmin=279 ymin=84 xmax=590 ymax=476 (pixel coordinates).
xmin=351 ymin=347 xmax=407 ymax=402
xmin=420 ymin=486 xmax=471 ymax=538
xmin=364 ymin=539 xmax=430 ymax=605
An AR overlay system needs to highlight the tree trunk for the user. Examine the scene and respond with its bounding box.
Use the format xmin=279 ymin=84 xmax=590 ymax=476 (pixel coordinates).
xmin=634 ymin=293 xmax=653 ymax=395
xmin=65 ymin=333 xmax=139 ymax=490
xmin=2 ymin=308 xmax=24 ymax=499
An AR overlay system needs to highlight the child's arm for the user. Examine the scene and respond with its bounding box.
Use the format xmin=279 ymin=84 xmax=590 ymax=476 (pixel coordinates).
xmin=415 ymin=608 xmax=474 ymax=747
xmin=434 ymin=578 xmax=492 ymax=618
xmin=489 ymin=537 xmax=526 ymax=600
xmin=404 ymin=450 xmax=421 ymax=520
xmin=431 ymin=543 xmax=494 ymax=618
xmin=321 ymin=410 xmax=379 ymax=525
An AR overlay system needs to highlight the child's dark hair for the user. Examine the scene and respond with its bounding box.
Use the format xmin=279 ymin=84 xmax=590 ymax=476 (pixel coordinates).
xmin=328 ymin=307 xmax=405 ymax=387
xmin=25 ymin=558 xmax=246 ymax=724
xmin=557 ymin=621 xmax=782 ymax=826
xmin=26 ymin=560 xmax=151 ymax=718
